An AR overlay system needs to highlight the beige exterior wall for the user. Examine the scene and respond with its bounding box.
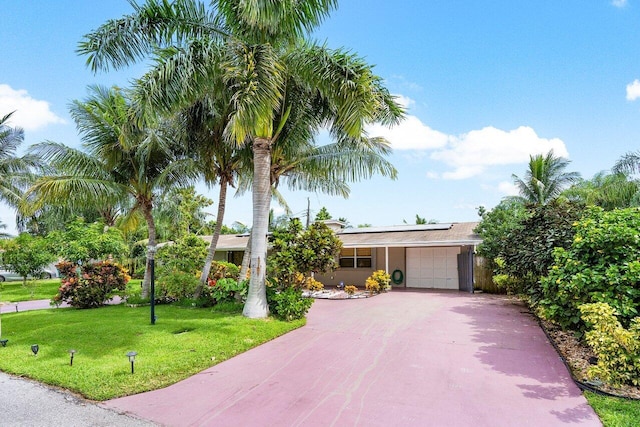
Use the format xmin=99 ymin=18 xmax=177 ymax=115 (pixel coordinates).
xmin=316 ymin=246 xmax=407 ymax=289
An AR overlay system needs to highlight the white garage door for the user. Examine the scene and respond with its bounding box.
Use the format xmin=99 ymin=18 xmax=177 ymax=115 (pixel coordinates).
xmin=406 ymin=247 xmax=459 ymax=289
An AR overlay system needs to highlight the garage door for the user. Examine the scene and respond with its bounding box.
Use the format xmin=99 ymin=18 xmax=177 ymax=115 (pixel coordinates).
xmin=406 ymin=247 xmax=459 ymax=289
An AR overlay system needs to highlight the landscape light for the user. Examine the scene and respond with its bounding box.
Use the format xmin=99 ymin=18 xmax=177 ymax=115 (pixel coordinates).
xmin=126 ymin=351 xmax=137 ymax=374
xmin=31 ymin=344 xmax=39 ymax=356
xmin=69 ymin=349 xmax=76 ymax=366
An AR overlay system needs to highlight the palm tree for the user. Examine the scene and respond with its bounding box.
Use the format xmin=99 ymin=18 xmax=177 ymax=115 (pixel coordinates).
xmin=79 ymin=0 xmax=403 ymax=318
xmin=512 ymin=150 xmax=580 ymax=205
xmin=0 ymin=112 xmax=41 ymax=209
xmin=613 ymin=151 xmax=640 ymax=176
xmin=25 ymin=86 xmax=199 ymax=297
xmin=562 ymin=171 xmax=640 ymax=210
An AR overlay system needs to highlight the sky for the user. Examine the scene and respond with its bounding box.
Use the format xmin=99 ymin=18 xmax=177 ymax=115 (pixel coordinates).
xmin=2 ymin=0 xmax=640 ymax=233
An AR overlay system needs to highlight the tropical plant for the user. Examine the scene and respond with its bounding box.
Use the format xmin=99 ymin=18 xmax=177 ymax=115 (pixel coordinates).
xmin=474 ymin=199 xmax=527 ymax=271
xmin=539 ymin=207 xmax=640 ymax=332
xmin=52 ymin=260 xmax=130 ymax=308
xmin=46 ymin=218 xmax=128 ymax=264
xmin=344 ymin=285 xmax=357 ymax=296
xmin=26 ymin=86 xmax=199 ymax=297
xmin=580 ymin=303 xmax=640 ymax=386
xmin=563 ymin=171 xmax=640 ymax=210
xmin=0 ymin=112 xmax=41 ymax=212
xmin=79 ymin=0 xmax=403 ymax=318
xmin=512 ymin=150 xmax=580 ymax=205
xmin=613 ymin=150 xmax=640 ymax=176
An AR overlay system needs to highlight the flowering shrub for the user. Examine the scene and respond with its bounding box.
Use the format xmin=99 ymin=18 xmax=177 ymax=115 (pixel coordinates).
xmin=580 ymin=303 xmax=640 ymax=386
xmin=344 ymin=285 xmax=358 ymax=295
xmin=53 ymin=261 xmax=129 ymax=308
xmin=365 ymin=278 xmax=380 ymax=294
xmin=365 ymin=270 xmax=391 ymax=294
xmin=305 ymin=277 xmax=324 ymax=291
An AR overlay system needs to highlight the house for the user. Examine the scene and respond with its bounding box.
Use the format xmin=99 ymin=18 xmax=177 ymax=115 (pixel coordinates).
xmin=206 ymin=221 xmax=481 ymax=292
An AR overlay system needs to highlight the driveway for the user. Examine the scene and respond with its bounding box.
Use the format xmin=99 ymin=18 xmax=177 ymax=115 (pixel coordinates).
xmin=105 ymin=291 xmax=600 ymax=426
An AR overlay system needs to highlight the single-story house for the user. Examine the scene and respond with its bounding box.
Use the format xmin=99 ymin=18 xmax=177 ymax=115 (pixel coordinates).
xmin=205 ymin=221 xmax=481 ymax=292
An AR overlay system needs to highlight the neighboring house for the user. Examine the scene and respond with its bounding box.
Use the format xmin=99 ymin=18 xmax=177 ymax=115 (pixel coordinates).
xmin=206 ymin=221 xmax=481 ymax=292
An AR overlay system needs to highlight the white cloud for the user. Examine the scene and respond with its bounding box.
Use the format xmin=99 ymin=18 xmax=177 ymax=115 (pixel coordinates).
xmin=626 ymin=79 xmax=640 ymax=101
xmin=612 ymin=0 xmax=628 ymax=8
xmin=367 ymin=115 xmax=450 ymax=150
xmin=430 ymin=126 xmax=568 ymax=180
xmin=498 ymin=181 xmax=520 ymax=196
xmin=394 ymin=94 xmax=415 ymax=109
xmin=0 ymin=84 xmax=65 ymax=131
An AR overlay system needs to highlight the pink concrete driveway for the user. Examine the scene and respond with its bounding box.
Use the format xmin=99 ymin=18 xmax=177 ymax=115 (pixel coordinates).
xmin=105 ymin=291 xmax=601 ymax=426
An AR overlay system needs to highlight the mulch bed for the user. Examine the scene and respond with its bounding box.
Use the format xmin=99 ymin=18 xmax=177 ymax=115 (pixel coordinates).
xmin=539 ymin=317 xmax=640 ymax=399
xmin=303 ymin=289 xmax=373 ymax=299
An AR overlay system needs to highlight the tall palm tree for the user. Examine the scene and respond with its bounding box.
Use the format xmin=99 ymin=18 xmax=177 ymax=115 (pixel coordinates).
xmin=25 ymin=86 xmax=199 ymax=297
xmin=562 ymin=171 xmax=640 ymax=210
xmin=613 ymin=151 xmax=640 ymax=175
xmin=512 ymin=150 xmax=580 ymax=205
xmin=0 ymin=112 xmax=41 ymax=209
xmin=79 ymin=0 xmax=403 ymax=318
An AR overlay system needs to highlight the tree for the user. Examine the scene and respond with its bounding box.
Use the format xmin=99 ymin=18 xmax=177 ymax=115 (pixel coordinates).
xmin=474 ymin=199 xmax=528 ymax=270
xmin=562 ymin=171 xmax=640 ymax=210
xmin=0 ymin=112 xmax=41 ymax=210
xmin=512 ymin=150 xmax=580 ymax=205
xmin=25 ymin=86 xmax=198 ymax=297
xmin=46 ymin=219 xmax=128 ymax=264
xmin=315 ymin=207 xmax=332 ymax=221
xmin=499 ymin=200 xmax=583 ymax=300
xmin=79 ymin=0 xmax=403 ymax=318
xmin=613 ymin=150 xmax=640 ymax=176
xmin=0 ymin=233 xmax=54 ymax=287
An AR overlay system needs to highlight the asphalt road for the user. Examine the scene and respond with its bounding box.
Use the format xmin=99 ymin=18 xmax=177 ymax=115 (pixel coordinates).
xmin=0 ymin=372 xmax=155 ymax=427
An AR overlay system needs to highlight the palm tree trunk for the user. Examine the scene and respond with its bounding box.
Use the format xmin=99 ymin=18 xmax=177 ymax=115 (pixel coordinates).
xmin=238 ymin=234 xmax=251 ymax=281
xmin=195 ymin=178 xmax=229 ymax=297
xmin=243 ymin=137 xmax=271 ymax=318
xmin=141 ymin=202 xmax=157 ymax=299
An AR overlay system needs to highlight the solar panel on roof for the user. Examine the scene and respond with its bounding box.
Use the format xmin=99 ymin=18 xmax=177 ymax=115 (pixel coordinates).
xmin=339 ymin=223 xmax=453 ymax=234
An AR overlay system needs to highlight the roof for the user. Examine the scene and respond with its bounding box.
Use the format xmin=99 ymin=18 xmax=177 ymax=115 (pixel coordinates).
xmin=200 ymin=234 xmax=250 ymax=251
xmin=337 ymin=222 xmax=480 ymax=248
xmin=206 ymin=222 xmax=480 ymax=251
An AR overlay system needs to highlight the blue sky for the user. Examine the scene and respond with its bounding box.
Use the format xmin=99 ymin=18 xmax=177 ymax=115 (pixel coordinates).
xmin=2 ymin=0 xmax=640 ymax=232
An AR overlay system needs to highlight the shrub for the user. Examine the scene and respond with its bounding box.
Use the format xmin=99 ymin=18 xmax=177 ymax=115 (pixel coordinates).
xmin=207 ymin=278 xmax=248 ymax=304
xmin=268 ymin=286 xmax=313 ymax=321
xmin=156 ymin=270 xmax=200 ymax=302
xmin=344 ymin=285 xmax=358 ymax=295
xmin=539 ymin=207 xmax=640 ymax=332
xmin=492 ymin=274 xmax=523 ymax=295
xmin=305 ymin=277 xmax=324 ymax=291
xmin=364 ymin=278 xmax=380 ymax=294
xmin=366 ymin=270 xmax=391 ymax=294
xmin=580 ymin=303 xmax=640 ymax=386
xmin=53 ymin=261 xmax=129 ymax=308
xmin=209 ymin=261 xmax=240 ymax=281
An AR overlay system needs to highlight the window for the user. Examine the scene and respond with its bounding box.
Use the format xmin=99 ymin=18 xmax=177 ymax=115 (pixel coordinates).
xmin=339 ymin=248 xmax=372 ymax=268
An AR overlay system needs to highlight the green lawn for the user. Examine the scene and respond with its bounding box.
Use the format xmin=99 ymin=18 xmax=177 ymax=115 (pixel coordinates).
xmin=585 ymin=392 xmax=640 ymax=427
xmin=0 ymin=303 xmax=304 ymax=400
xmin=0 ymin=279 xmax=61 ymax=302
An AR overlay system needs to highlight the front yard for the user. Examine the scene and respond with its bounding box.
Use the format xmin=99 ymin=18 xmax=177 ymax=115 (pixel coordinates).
xmin=0 ymin=303 xmax=303 ymax=400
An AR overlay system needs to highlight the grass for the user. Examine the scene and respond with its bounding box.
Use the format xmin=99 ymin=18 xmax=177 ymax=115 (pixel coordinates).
xmin=0 ymin=303 xmax=304 ymax=400
xmin=585 ymin=392 xmax=640 ymax=426
xmin=0 ymin=279 xmax=61 ymax=302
